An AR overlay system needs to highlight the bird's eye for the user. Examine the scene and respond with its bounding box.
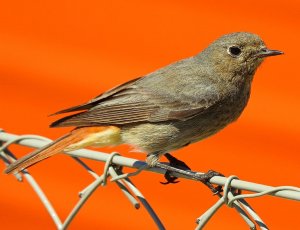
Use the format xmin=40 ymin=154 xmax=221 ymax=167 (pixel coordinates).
xmin=228 ymin=46 xmax=242 ymax=57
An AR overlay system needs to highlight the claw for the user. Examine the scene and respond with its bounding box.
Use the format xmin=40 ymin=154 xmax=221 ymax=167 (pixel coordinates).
xmin=160 ymin=153 xmax=191 ymax=185
xmin=160 ymin=171 xmax=180 ymax=185
xmin=196 ymin=170 xmax=225 ymax=195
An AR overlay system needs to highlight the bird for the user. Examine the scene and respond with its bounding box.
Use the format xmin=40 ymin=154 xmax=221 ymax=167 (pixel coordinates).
xmin=5 ymin=32 xmax=283 ymax=179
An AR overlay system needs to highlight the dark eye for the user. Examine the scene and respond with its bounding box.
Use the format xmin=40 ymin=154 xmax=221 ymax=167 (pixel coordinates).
xmin=228 ymin=46 xmax=242 ymax=57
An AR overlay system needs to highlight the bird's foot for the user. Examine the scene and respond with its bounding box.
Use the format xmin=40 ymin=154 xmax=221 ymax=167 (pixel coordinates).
xmin=160 ymin=153 xmax=191 ymax=185
xmin=160 ymin=154 xmax=224 ymax=193
xmin=194 ymin=170 xmax=224 ymax=195
xmin=146 ymin=153 xmax=224 ymax=194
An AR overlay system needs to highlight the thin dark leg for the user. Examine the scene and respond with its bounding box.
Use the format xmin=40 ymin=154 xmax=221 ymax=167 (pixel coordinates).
xmin=160 ymin=153 xmax=191 ymax=185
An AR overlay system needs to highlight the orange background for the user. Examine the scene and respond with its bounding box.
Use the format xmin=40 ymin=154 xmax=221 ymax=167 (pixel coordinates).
xmin=0 ymin=1 xmax=299 ymax=229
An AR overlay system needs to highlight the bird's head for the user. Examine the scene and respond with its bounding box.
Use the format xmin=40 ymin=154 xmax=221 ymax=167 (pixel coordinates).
xmin=199 ymin=32 xmax=283 ymax=80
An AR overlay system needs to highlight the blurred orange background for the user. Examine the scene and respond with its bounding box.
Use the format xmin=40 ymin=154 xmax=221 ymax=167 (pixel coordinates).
xmin=0 ymin=1 xmax=299 ymax=229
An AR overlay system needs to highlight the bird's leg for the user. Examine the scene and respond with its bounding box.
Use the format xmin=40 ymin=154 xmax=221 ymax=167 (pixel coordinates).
xmin=147 ymin=153 xmax=223 ymax=194
xmin=160 ymin=153 xmax=191 ymax=185
xmin=146 ymin=152 xmax=179 ymax=184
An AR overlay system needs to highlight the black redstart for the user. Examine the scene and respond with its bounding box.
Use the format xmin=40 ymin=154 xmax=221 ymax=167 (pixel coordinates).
xmin=5 ymin=32 xmax=283 ymax=177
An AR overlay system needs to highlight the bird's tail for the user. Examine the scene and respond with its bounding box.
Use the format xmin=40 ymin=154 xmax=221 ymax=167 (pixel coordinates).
xmin=4 ymin=126 xmax=120 ymax=174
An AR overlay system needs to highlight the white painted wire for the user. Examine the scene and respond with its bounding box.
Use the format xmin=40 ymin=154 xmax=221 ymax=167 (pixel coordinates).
xmin=1 ymin=130 xmax=300 ymax=229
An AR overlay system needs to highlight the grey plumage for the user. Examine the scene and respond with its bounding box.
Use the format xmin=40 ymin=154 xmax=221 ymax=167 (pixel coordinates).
xmin=51 ymin=32 xmax=281 ymax=154
xmin=5 ymin=32 xmax=283 ymax=173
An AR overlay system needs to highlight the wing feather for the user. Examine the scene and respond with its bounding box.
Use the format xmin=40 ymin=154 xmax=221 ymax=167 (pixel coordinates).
xmin=50 ymin=61 xmax=222 ymax=127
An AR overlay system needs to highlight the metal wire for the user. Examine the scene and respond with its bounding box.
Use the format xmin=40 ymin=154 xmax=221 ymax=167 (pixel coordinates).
xmin=1 ymin=129 xmax=300 ymax=229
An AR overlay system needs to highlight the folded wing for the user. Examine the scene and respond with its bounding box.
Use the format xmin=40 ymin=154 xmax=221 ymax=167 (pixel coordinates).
xmin=51 ymin=73 xmax=221 ymax=127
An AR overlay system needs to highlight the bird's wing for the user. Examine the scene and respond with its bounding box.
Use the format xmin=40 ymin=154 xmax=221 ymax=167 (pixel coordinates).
xmin=50 ymin=78 xmax=219 ymax=127
xmin=50 ymin=93 xmax=209 ymax=128
xmin=51 ymin=58 xmax=223 ymax=128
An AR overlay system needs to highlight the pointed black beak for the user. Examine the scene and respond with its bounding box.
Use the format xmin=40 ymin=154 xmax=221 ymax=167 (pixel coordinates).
xmin=257 ymin=48 xmax=284 ymax=58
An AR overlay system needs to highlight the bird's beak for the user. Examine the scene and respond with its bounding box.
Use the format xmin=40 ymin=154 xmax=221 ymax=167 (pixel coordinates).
xmin=257 ymin=48 xmax=284 ymax=58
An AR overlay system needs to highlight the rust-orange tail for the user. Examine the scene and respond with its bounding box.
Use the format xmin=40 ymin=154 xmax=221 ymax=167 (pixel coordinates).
xmin=4 ymin=127 xmax=110 ymax=174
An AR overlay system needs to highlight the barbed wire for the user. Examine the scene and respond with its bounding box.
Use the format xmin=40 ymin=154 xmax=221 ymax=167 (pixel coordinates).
xmin=1 ymin=129 xmax=300 ymax=229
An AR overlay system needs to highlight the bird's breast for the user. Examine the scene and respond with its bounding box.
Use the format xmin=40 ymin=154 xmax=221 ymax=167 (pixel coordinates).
xmin=182 ymin=81 xmax=252 ymax=143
